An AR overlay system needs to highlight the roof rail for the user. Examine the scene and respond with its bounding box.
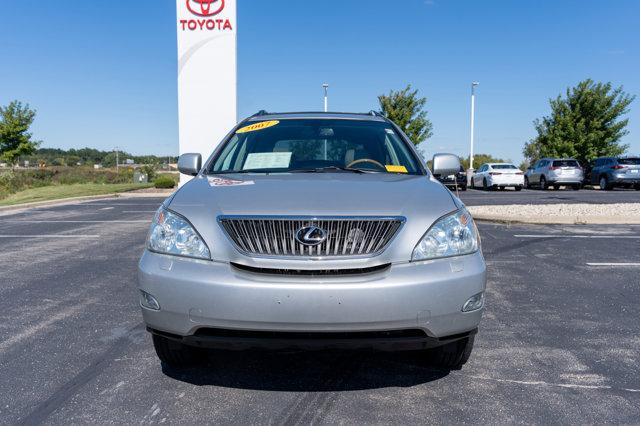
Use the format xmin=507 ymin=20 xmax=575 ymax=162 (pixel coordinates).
xmin=369 ymin=110 xmax=385 ymax=117
xmin=252 ymin=110 xmax=269 ymax=117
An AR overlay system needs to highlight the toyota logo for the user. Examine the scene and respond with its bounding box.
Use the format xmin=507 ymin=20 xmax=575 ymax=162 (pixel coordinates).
xmin=295 ymin=225 xmax=327 ymax=246
xmin=186 ymin=0 xmax=225 ymax=17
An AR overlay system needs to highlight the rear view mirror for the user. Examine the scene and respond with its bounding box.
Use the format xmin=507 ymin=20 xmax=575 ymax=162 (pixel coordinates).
xmin=178 ymin=153 xmax=202 ymax=176
xmin=432 ymin=153 xmax=461 ymax=177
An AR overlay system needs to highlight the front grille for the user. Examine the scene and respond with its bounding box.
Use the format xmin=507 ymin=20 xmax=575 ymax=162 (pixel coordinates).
xmin=193 ymin=328 xmax=427 ymax=339
xmin=219 ymin=216 xmax=404 ymax=257
xmin=231 ymin=262 xmax=391 ymax=276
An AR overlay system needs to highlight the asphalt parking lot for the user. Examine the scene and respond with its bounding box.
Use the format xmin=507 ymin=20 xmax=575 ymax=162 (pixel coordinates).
xmin=459 ymin=187 xmax=640 ymax=206
xmin=1 ymin=197 xmax=639 ymax=424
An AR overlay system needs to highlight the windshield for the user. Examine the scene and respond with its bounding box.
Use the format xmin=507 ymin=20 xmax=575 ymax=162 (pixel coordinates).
xmin=618 ymin=158 xmax=640 ymax=165
xmin=491 ymin=164 xmax=518 ymax=169
xmin=553 ymin=160 xmax=579 ymax=167
xmin=209 ymin=119 xmax=422 ymax=175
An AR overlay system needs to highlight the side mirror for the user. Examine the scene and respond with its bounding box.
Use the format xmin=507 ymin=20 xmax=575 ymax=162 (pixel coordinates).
xmin=178 ymin=153 xmax=202 ymax=176
xmin=432 ymin=153 xmax=461 ymax=177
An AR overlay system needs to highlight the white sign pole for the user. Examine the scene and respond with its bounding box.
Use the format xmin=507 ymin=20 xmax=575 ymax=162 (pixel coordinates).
xmin=176 ymin=0 xmax=237 ymax=185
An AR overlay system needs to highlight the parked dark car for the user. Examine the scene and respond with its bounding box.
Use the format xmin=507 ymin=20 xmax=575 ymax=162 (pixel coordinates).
xmin=584 ymin=157 xmax=640 ymax=190
xmin=436 ymin=165 xmax=467 ymax=191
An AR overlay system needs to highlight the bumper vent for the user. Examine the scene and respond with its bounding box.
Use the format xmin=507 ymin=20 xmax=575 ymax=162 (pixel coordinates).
xmin=219 ymin=216 xmax=404 ymax=258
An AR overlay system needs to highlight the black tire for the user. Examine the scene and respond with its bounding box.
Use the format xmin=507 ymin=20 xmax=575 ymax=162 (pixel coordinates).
xmin=599 ymin=176 xmax=612 ymax=191
xmin=470 ymin=178 xmax=475 ymax=189
xmin=553 ymin=185 xmax=560 ymax=190
xmin=459 ymin=184 xmax=467 ymax=191
xmin=514 ymin=186 xmax=522 ymax=191
xmin=483 ymin=178 xmax=490 ymax=191
xmin=152 ymin=334 xmax=205 ymax=368
xmin=572 ymin=184 xmax=581 ymax=191
xmin=635 ymin=184 xmax=640 ymax=191
xmin=524 ymin=177 xmax=530 ymax=189
xmin=499 ymin=186 xmax=505 ymax=191
xmin=429 ymin=335 xmax=475 ymax=370
xmin=540 ymin=176 xmax=548 ymax=190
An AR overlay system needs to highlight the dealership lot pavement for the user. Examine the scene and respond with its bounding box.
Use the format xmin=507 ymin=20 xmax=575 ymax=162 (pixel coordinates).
xmin=1 ymin=197 xmax=639 ymax=424
xmin=459 ymin=187 xmax=640 ymax=206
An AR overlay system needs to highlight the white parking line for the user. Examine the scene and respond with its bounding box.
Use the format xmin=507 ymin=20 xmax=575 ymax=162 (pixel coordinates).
xmin=515 ymin=234 xmax=640 ymax=239
xmin=586 ymin=263 xmax=640 ymax=267
xmin=0 ymin=235 xmax=101 ymax=238
xmin=122 ymin=211 xmax=157 ymax=213
xmin=99 ymin=207 xmax=114 ymax=210
xmin=0 ymin=299 xmax=96 ymax=353
xmin=466 ymin=375 xmax=640 ymax=394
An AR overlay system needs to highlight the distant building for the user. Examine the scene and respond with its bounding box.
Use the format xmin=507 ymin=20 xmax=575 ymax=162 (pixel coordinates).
xmin=125 ymin=159 xmax=134 ymax=165
xmin=94 ymin=164 xmax=103 ymax=169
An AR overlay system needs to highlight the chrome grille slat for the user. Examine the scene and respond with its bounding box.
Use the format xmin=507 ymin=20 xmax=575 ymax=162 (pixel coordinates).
xmin=219 ymin=216 xmax=404 ymax=258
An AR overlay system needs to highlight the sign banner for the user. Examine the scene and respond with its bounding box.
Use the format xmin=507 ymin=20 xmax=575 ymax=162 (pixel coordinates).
xmin=176 ymin=0 xmax=237 ymax=184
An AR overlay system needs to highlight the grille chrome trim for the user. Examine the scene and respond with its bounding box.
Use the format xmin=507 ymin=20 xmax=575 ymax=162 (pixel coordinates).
xmin=218 ymin=215 xmax=405 ymax=259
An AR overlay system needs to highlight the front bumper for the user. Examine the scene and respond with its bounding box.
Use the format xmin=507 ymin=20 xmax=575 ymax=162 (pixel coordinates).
xmin=137 ymin=250 xmax=486 ymax=348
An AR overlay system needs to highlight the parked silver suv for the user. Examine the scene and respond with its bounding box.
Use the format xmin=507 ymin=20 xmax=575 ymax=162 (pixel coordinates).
xmin=524 ymin=158 xmax=583 ymax=190
xmin=138 ymin=112 xmax=486 ymax=370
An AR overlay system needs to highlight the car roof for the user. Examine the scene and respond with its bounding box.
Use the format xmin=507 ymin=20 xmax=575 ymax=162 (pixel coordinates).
xmin=245 ymin=111 xmax=387 ymax=122
xmin=488 ymin=162 xmax=515 ymax=166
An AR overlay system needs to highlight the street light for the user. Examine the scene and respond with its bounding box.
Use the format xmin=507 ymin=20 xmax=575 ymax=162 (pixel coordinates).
xmin=322 ymin=83 xmax=329 ymax=112
xmin=468 ymin=82 xmax=479 ymax=186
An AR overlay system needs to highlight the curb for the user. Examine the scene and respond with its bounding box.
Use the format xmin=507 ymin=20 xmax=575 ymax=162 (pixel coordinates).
xmin=468 ymin=209 xmax=640 ymax=225
xmin=0 ymin=190 xmax=173 ymax=213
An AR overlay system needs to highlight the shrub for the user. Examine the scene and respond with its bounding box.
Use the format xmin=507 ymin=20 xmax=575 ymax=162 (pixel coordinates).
xmin=154 ymin=176 xmax=176 ymax=189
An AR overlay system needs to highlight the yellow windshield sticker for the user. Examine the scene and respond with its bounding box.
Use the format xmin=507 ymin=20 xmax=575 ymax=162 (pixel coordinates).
xmin=385 ymin=165 xmax=408 ymax=173
xmin=236 ymin=120 xmax=279 ymax=134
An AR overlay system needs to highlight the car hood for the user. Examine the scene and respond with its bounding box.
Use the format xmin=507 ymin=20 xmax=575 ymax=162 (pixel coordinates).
xmin=168 ymin=173 xmax=460 ymax=267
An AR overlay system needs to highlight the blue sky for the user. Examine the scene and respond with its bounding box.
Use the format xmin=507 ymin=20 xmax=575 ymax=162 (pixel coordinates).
xmin=1 ymin=0 xmax=638 ymax=163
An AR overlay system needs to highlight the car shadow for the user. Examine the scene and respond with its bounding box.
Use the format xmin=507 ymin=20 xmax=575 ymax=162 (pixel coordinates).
xmin=161 ymin=349 xmax=450 ymax=391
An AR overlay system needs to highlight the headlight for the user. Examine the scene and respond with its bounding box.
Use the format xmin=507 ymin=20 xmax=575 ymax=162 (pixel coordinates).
xmin=148 ymin=207 xmax=210 ymax=260
xmin=411 ymin=209 xmax=479 ymax=261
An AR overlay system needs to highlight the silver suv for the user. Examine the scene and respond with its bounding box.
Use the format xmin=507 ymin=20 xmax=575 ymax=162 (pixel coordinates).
xmin=138 ymin=112 xmax=486 ymax=370
xmin=524 ymin=158 xmax=583 ymax=190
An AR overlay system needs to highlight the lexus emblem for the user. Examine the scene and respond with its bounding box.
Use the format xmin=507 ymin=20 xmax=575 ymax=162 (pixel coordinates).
xmin=295 ymin=225 xmax=327 ymax=246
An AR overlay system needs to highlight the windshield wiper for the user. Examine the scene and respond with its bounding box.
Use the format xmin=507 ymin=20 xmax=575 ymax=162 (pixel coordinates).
xmin=289 ymin=166 xmax=377 ymax=174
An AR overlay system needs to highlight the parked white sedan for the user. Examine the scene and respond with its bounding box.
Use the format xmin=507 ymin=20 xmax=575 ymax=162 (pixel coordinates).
xmin=472 ymin=163 xmax=524 ymax=191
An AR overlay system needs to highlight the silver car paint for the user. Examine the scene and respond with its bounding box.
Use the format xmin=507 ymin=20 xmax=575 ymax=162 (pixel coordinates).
xmin=138 ymin=114 xmax=486 ymax=340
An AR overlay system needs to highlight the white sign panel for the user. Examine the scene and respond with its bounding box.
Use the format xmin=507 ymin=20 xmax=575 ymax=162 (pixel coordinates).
xmin=176 ymin=0 xmax=237 ymax=184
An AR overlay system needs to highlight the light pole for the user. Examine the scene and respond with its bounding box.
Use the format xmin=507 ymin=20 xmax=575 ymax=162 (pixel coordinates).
xmin=468 ymin=82 xmax=479 ymax=186
xmin=322 ymin=83 xmax=329 ymax=112
xmin=114 ymin=147 xmax=119 ymax=173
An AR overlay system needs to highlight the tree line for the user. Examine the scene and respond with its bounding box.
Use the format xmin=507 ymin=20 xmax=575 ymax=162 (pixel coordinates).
xmin=1 ymin=79 xmax=635 ymax=169
xmin=378 ymin=79 xmax=635 ymax=167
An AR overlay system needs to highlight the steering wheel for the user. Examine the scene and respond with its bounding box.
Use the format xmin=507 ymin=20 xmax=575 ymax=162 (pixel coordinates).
xmin=346 ymin=158 xmax=386 ymax=171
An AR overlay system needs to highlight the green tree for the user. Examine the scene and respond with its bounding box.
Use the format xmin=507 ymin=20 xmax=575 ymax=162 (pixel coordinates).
xmin=461 ymin=154 xmax=510 ymax=170
xmin=523 ymin=79 xmax=634 ymax=164
xmin=378 ymin=85 xmax=433 ymax=145
xmin=0 ymin=101 xmax=41 ymax=164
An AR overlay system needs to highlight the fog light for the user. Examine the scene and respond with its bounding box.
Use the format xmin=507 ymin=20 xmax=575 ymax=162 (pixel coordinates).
xmin=462 ymin=292 xmax=484 ymax=312
xmin=140 ymin=290 xmax=160 ymax=310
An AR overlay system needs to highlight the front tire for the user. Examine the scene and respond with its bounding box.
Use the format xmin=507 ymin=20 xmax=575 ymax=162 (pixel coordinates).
xmin=483 ymin=178 xmax=490 ymax=191
xmin=524 ymin=177 xmax=530 ymax=189
xmin=152 ymin=334 xmax=205 ymax=368
xmin=572 ymin=184 xmax=581 ymax=191
xmin=429 ymin=335 xmax=475 ymax=369
xmin=515 ymin=186 xmax=522 ymax=191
